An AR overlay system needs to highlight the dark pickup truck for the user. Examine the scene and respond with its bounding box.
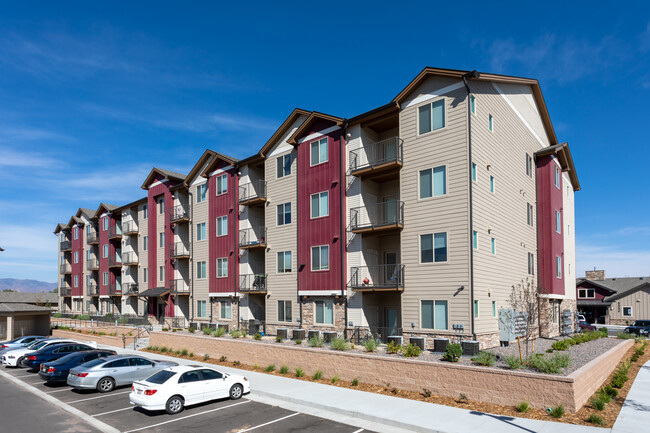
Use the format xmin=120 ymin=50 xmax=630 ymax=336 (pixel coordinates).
xmin=624 ymin=320 xmax=650 ymax=336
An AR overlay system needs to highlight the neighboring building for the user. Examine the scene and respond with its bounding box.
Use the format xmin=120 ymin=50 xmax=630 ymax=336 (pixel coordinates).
xmin=0 ymin=303 xmax=52 ymax=340
xmin=54 ymin=67 xmax=580 ymax=346
xmin=0 ymin=292 xmax=58 ymax=308
xmin=577 ymin=270 xmax=650 ymax=325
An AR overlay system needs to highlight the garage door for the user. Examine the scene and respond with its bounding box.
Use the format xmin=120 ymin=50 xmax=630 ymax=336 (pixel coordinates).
xmin=0 ymin=317 xmax=6 ymax=340
xmin=13 ymin=317 xmax=37 ymax=337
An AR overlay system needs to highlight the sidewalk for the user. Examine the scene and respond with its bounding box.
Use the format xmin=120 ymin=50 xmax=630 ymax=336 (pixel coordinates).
xmin=111 ymin=344 xmax=608 ymax=433
xmin=612 ymin=359 xmax=650 ymax=433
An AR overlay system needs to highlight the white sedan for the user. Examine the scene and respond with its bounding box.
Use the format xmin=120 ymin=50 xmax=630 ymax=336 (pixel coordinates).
xmin=129 ymin=365 xmax=250 ymax=414
xmin=2 ymin=339 xmax=96 ymax=367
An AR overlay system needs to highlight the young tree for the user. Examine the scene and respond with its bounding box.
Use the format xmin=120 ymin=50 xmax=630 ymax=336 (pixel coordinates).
xmin=508 ymin=278 xmax=551 ymax=356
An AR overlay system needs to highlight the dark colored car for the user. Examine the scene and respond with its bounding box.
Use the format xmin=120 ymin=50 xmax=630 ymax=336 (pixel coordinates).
xmin=578 ymin=320 xmax=597 ymax=332
xmin=624 ymin=320 xmax=650 ymax=336
xmin=21 ymin=343 xmax=95 ymax=371
xmin=38 ymin=350 xmax=116 ymax=383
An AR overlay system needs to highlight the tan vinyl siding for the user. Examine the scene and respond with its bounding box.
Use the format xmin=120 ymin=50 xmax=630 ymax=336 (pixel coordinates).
xmin=138 ymin=203 xmax=149 ymax=294
xmin=399 ymin=78 xmax=471 ymax=333
xmin=609 ymin=288 xmax=650 ymax=321
xmin=192 ymin=179 xmax=210 ymax=310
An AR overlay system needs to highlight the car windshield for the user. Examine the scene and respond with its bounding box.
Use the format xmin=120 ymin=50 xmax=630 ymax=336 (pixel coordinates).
xmin=54 ymin=352 xmax=85 ymax=364
xmin=146 ymin=370 xmax=177 ymax=384
xmin=80 ymin=358 xmax=108 ymax=368
xmin=28 ymin=340 xmax=51 ymax=350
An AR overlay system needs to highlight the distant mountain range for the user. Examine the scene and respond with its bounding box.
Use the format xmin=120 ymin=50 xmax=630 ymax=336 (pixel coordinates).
xmin=0 ymin=278 xmax=57 ymax=293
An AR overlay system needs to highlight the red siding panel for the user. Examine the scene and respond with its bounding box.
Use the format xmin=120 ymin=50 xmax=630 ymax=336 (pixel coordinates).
xmin=99 ymin=216 xmax=109 ymax=296
xmin=71 ymin=226 xmax=83 ymax=297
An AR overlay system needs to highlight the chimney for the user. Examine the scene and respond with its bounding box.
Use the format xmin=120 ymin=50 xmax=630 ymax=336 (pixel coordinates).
xmin=586 ymin=269 xmax=606 ymax=281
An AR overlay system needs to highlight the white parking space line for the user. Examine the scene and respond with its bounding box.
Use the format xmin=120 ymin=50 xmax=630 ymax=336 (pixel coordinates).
xmin=68 ymin=390 xmax=131 ymax=403
xmin=352 ymin=429 xmax=364 ymax=433
xmin=122 ymin=400 xmax=251 ymax=433
xmin=14 ymin=374 xmax=39 ymax=379
xmin=92 ymin=406 xmax=133 ymax=417
xmin=45 ymin=388 xmax=73 ymax=394
xmin=237 ymin=412 xmax=299 ymax=432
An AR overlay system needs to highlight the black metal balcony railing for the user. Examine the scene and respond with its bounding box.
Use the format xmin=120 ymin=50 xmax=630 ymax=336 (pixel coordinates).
xmin=170 ymin=279 xmax=190 ymax=294
xmin=349 ymin=136 xmax=404 ymax=175
xmin=169 ymin=242 xmax=190 ymax=259
xmin=122 ymin=283 xmax=138 ymax=295
xmin=59 ymin=286 xmax=72 ymax=296
xmin=122 ymin=252 xmax=138 ymax=265
xmin=238 ymin=227 xmax=267 ymax=249
xmin=86 ymin=259 xmax=99 ymax=271
xmin=60 ymin=264 xmax=72 ymax=274
xmin=60 ymin=241 xmax=71 ymax=251
xmin=239 ymin=274 xmax=267 ymax=293
xmin=122 ymin=221 xmax=138 ymax=235
xmin=87 ymin=231 xmax=99 ymax=244
xmin=349 ymin=264 xmax=405 ymax=291
xmin=108 ymin=225 xmax=122 ymax=239
xmin=108 ymin=254 xmax=122 ymax=268
xmin=349 ymin=200 xmax=404 ymax=233
xmin=239 ymin=180 xmax=267 ymax=205
xmin=87 ymin=284 xmax=99 ymax=296
xmin=107 ymin=283 xmax=121 ymax=296
xmin=169 ymin=205 xmax=189 ymax=223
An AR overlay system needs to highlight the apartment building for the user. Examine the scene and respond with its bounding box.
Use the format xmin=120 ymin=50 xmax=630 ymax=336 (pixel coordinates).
xmin=54 ymin=67 xmax=580 ymax=346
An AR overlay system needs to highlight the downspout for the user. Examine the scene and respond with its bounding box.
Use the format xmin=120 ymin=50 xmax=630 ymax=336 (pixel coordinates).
xmin=340 ymin=122 xmax=349 ymax=339
xmin=234 ymin=163 xmax=240 ymax=329
xmin=189 ymin=189 xmax=194 ymax=324
xmin=293 ymin=143 xmax=302 ymax=329
xmin=462 ymin=70 xmax=480 ymax=341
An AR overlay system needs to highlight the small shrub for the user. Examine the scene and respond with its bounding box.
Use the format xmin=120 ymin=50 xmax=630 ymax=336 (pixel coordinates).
xmin=504 ymin=355 xmax=522 ymax=370
xmin=631 ymin=353 xmax=640 ymax=362
xmin=212 ymin=327 xmax=226 ymax=337
xmin=403 ymin=343 xmax=422 ymax=358
xmin=160 ymin=346 xmax=168 ymax=353
xmin=330 ymin=337 xmax=350 ymax=351
xmin=308 ymin=336 xmax=324 ymax=347
xmin=230 ymin=328 xmax=242 ymax=338
xmin=597 ymin=389 xmax=612 ymax=403
xmin=588 ymin=414 xmax=605 ymax=426
xmin=232 ymin=360 xmax=240 ymax=366
xmin=546 ymin=349 xmax=554 ymax=353
xmin=459 ymin=393 xmax=468 ymax=401
xmin=351 ymin=378 xmax=359 ymax=386
xmin=422 ymin=388 xmax=432 ymax=398
xmin=241 ymin=330 xmax=247 ymax=338
xmin=331 ymin=375 xmax=339 ymax=384
xmin=590 ymin=397 xmax=605 ymax=411
xmin=617 ymin=332 xmax=636 ymax=339
xmin=189 ymin=352 xmax=194 ymax=358
xmin=295 ymin=367 xmax=304 ymax=377
xmin=219 ymin=355 xmax=227 ymax=362
xmin=202 ymin=327 xmax=212 ymax=335
xmin=79 ymin=314 xmax=91 ymax=321
xmin=312 ymin=370 xmax=323 ymax=380
xmin=635 ymin=346 xmax=645 ymax=356
xmin=363 ymin=338 xmax=379 ymax=352
xmin=516 ymin=401 xmax=530 ymax=413
xmin=98 ymin=331 xmax=106 ymax=336
xmin=254 ymin=333 xmax=262 ymax=340
xmin=180 ymin=349 xmax=188 ymax=356
xmin=601 ymin=384 xmax=618 ymax=397
xmin=145 ymin=346 xmax=153 ymax=351
xmin=162 ymin=328 xmax=168 ymax=332
xmin=386 ymin=341 xmax=401 ymax=354
xmin=174 ymin=350 xmax=181 ymax=355
xmin=279 ymin=365 xmax=289 ymax=374
xmin=552 ymin=339 xmax=572 ymax=351
xmin=172 ymin=329 xmax=177 ymax=332
xmin=599 ymin=327 xmax=608 ymax=334
xmin=550 ymin=405 xmax=564 ymax=419
xmin=53 ymin=313 xmax=63 ymax=318
xmin=611 ymin=371 xmax=628 ymax=388
xmin=442 ymin=343 xmax=462 ymax=362
xmin=265 ymin=364 xmax=275 ymax=372
xmin=276 ymin=335 xmax=283 ymax=343
xmin=203 ymin=354 xmax=210 ymax=361
xmin=526 ymin=353 xmax=571 ymax=374
xmin=188 ymin=327 xmax=196 ymax=333
xmin=254 ymin=363 xmax=259 ymax=370
xmin=471 ymin=351 xmax=496 ymax=367
xmin=295 ymin=339 xmax=302 ymax=345
xmin=391 ymin=388 xmax=399 ymax=394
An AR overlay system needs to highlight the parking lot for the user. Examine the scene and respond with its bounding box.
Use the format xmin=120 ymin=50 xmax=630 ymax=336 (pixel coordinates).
xmin=0 ymin=365 xmax=370 ymax=433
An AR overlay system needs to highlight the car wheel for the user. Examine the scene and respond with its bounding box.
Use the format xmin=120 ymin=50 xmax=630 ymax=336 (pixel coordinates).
xmin=166 ymin=396 xmax=184 ymax=414
xmin=16 ymin=357 xmax=25 ymax=367
xmin=96 ymin=377 xmax=115 ymax=393
xmin=229 ymin=384 xmax=243 ymax=400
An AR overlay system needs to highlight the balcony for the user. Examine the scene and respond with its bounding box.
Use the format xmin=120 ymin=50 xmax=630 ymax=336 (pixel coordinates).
xmin=169 ymin=242 xmax=190 ymax=259
xmin=122 ymin=252 xmax=138 ymax=266
xmin=108 ymin=225 xmax=122 ymax=240
xmin=349 ymin=200 xmax=404 ymax=234
xmin=170 ymin=279 xmax=190 ymax=294
xmin=59 ymin=285 xmax=72 ymax=296
xmin=108 ymin=255 xmax=122 ymax=268
xmin=122 ymin=221 xmax=138 ymax=236
xmin=86 ymin=259 xmax=99 ymax=271
xmin=87 ymin=284 xmax=99 ymax=296
xmin=60 ymin=264 xmax=72 ymax=274
xmin=87 ymin=231 xmax=99 ymax=244
xmin=349 ymin=136 xmax=403 ymax=180
xmin=123 ymin=283 xmax=139 ymax=296
xmin=107 ymin=283 xmax=121 ymax=296
xmin=169 ymin=205 xmax=189 ymax=224
xmin=239 ymin=274 xmax=267 ymax=294
xmin=239 ymin=180 xmax=267 ymax=206
xmin=60 ymin=241 xmax=71 ymax=252
xmin=349 ymin=264 xmax=405 ymax=292
xmin=239 ymin=227 xmax=267 ymax=249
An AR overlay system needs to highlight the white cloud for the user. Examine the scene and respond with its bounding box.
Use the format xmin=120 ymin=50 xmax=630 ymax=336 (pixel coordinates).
xmin=0 ymin=146 xmax=61 ymax=168
xmin=576 ymin=243 xmax=650 ymax=278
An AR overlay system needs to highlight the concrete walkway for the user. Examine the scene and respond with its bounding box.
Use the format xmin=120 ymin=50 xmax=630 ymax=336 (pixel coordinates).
xmin=103 ymin=344 xmax=613 ymax=433
xmin=612 ymin=360 xmax=650 ymax=433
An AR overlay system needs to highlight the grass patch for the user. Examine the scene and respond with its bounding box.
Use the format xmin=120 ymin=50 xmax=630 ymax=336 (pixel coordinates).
xmin=516 ymin=401 xmax=530 ymax=413
xmin=590 ymin=396 xmax=605 ymax=411
xmin=550 ymin=405 xmax=564 ymax=419
xmin=312 ymin=370 xmax=323 ymax=380
xmin=617 ymin=332 xmax=636 ymax=339
xmin=471 ymin=351 xmax=496 ymax=367
xmin=295 ymin=367 xmax=304 ymax=377
xmin=363 ymin=338 xmax=379 ymax=352
xmin=504 ymin=355 xmax=522 ymax=370
xmin=330 ymin=337 xmax=351 ymax=351
xmin=212 ymin=327 xmax=226 ymax=337
xmin=525 ymin=353 xmax=570 ymax=374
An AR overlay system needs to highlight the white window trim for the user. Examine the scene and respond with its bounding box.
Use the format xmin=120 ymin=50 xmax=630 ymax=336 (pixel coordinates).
xmin=277 ymin=251 xmax=292 ymax=274
xmin=216 ymin=258 xmax=228 ymax=278
xmin=310 ymin=191 xmax=329 ymax=219
xmin=309 ymin=137 xmax=329 ymax=167
xmin=311 ymin=245 xmax=330 ymax=272
xmin=277 ymin=300 xmax=292 ymax=323
xmin=418 ymin=232 xmax=449 ymax=264
xmin=276 ymin=202 xmax=292 ymax=227
xmin=196 ymin=261 xmax=207 ymax=280
xmin=474 ymin=299 xmax=480 ymax=319
xmin=417 ymin=163 xmax=449 ymax=201
xmin=216 ymin=174 xmax=228 ymax=196
xmin=419 ymin=298 xmax=449 ymax=331
xmin=555 ymin=210 xmax=562 ymax=234
xmin=416 ymin=97 xmax=447 ymax=137
xmin=554 ymin=165 xmax=561 ymax=189
xmin=216 ymin=216 xmax=228 ymax=237
xmin=314 ymin=299 xmax=334 ymax=325
xmin=556 ymin=256 xmax=562 ymax=279
xmin=197 ymin=222 xmax=207 ymax=241
xmin=622 ymin=306 xmax=633 ymax=317
xmin=196 ymin=183 xmax=207 ymax=203
xmin=277 ymin=154 xmax=293 ymax=179
xmin=159 ymin=232 xmax=164 ymax=248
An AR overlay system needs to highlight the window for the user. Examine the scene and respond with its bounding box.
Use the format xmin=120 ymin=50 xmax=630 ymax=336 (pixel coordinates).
xmin=74 ymin=275 xmax=79 ymax=288
xmin=102 ymin=272 xmax=108 ymax=286
xmin=158 ymin=196 xmax=165 ymax=214
xmin=553 ymin=303 xmax=558 ymax=323
xmin=143 ymin=269 xmax=147 ymax=283
xmin=196 ymin=300 xmax=207 ymax=318
xmin=277 ymin=202 xmax=291 ymax=226
xmin=421 ymin=300 xmax=448 ymax=330
xmin=488 ymin=114 xmax=494 ymax=132
xmin=315 ymin=300 xmax=333 ymax=324
xmin=418 ymin=99 xmax=445 ymax=134
xmin=491 ymin=238 xmax=496 ymax=255
xmin=159 ymin=232 xmax=164 ymax=248
xmin=310 ymin=192 xmax=329 ymax=218
xmin=86 ymin=250 xmax=91 ymax=260
xmin=556 ymin=256 xmax=562 ymax=278
xmin=220 ymin=301 xmax=231 ymax=319
xmin=470 ymin=95 xmax=476 ymax=114
xmin=103 ymin=217 xmax=108 ymax=231
xmin=420 ymin=233 xmax=447 ymax=263
xmin=277 ymin=154 xmax=292 ymax=178
xmin=143 ymin=236 xmax=148 ymax=251
xmin=143 ymin=204 xmax=148 ymax=219
xmin=278 ymin=300 xmax=292 ymax=322
xmin=489 ymin=176 xmax=495 ymax=193
xmin=310 ymin=138 xmax=328 ymax=166
xmin=179 ymin=371 xmax=201 ymax=383
xmin=217 ymin=258 xmax=228 ymax=278
xmin=528 ymin=253 xmax=535 ymax=275
xmin=311 ymin=245 xmax=329 ymax=271
xmin=87 ymin=225 xmax=91 ymax=235
xmin=196 ymin=261 xmax=206 ymax=279
xmin=578 ymin=289 xmax=595 ymax=299
xmin=471 ymin=163 xmax=477 ymax=182
xmin=527 ymin=203 xmax=534 ymax=226
xmin=419 ymin=165 xmax=446 ymax=199
xmin=526 ymin=154 xmax=533 ymax=177
xmin=472 ymin=230 xmax=478 ymax=250
xmin=217 ymin=216 xmax=228 ymax=236
xmin=159 ymin=266 xmax=164 ymax=282
xmin=555 ymin=210 xmax=561 ymax=234
xmin=474 ymin=300 xmax=479 ymax=319
xmin=197 ymin=223 xmax=206 ymax=241
xmin=216 ymin=174 xmax=228 ymax=195
xmin=196 ymin=183 xmax=207 ymax=203
xmin=103 ymin=244 xmax=108 ymax=258
xmin=74 ymin=227 xmax=78 ymax=240
xmin=623 ymin=306 xmax=632 ymax=317
xmin=492 ymin=301 xmax=497 ymax=317
xmin=74 ymin=251 xmax=78 ymax=263
xmin=277 ymin=251 xmax=292 ymax=273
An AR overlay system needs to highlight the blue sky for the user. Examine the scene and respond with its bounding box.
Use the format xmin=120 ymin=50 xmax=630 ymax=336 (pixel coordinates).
xmin=0 ymin=1 xmax=649 ymax=282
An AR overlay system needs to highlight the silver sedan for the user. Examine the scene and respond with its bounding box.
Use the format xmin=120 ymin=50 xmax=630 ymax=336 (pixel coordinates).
xmin=67 ymin=355 xmax=177 ymax=392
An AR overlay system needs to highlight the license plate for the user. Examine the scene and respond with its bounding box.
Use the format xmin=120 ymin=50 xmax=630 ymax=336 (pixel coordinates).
xmin=136 ymin=389 xmax=142 ymax=394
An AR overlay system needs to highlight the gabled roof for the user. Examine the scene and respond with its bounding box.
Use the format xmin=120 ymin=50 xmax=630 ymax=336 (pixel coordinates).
xmin=607 ymin=281 xmax=650 ymax=302
xmin=535 ymin=142 xmax=581 ymax=191
xmin=0 ymin=292 xmax=58 ymax=304
xmin=77 ymin=208 xmax=95 ymax=220
xmin=141 ymin=167 xmax=187 ymax=190
xmin=259 ymin=108 xmax=311 ymax=157
xmin=577 ymin=277 xmax=650 ymax=302
xmin=93 ymin=203 xmax=119 ymax=219
xmin=200 ymin=152 xmax=241 ymax=179
xmin=0 ymin=303 xmax=53 ymax=314
xmin=67 ymin=215 xmax=84 ymax=227
xmin=184 ymin=150 xmax=239 ymax=187
xmin=287 ymin=111 xmax=345 ymax=145
xmin=53 ymin=223 xmax=69 ymax=234
xmin=576 ymin=278 xmax=618 ymax=295
xmin=112 ymin=197 xmax=148 ymax=213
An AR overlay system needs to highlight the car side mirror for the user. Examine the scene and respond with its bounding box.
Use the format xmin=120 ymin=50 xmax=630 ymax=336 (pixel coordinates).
xmin=151 ymin=362 xmax=155 ymax=367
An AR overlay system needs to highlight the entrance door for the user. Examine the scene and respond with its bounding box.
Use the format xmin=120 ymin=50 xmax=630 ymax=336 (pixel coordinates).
xmin=384 ymin=251 xmax=398 ymax=287
xmin=157 ymin=301 xmax=165 ymax=319
xmin=385 ymin=307 xmax=399 ymax=337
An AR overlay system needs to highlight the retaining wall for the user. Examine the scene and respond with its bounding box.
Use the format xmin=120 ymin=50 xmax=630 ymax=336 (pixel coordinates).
xmin=52 ymin=329 xmax=125 ymax=348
